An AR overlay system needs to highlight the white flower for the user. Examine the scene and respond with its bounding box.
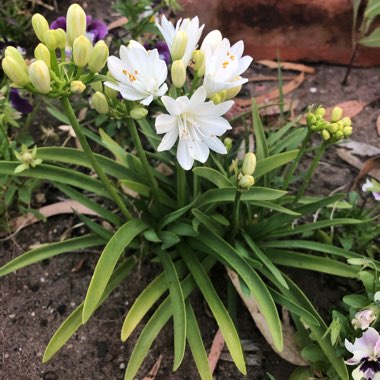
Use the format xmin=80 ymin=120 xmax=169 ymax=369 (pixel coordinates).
xmin=105 ymin=41 xmax=168 ymax=106
xmin=155 ymin=86 xmax=233 ymax=170
xmin=362 ymin=178 xmax=380 ymax=201
xmin=352 ymin=309 xmax=377 ymax=330
xmin=345 ymin=327 xmax=380 ymax=380
xmin=201 ymin=30 xmax=252 ymax=98
xmin=156 ymin=15 xmax=204 ymax=66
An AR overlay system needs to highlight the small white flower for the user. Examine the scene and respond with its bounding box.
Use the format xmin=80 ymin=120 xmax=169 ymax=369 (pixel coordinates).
xmin=105 ymin=41 xmax=168 ymax=106
xmin=352 ymin=309 xmax=377 ymax=330
xmin=201 ymin=30 xmax=252 ymax=98
xmin=155 ymin=86 xmax=233 ymax=170
xmin=156 ymin=15 xmax=204 ymax=66
xmin=345 ymin=327 xmax=380 ymax=380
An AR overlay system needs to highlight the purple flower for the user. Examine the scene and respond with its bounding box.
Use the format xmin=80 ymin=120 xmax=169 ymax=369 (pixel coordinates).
xmin=144 ymin=41 xmax=170 ymax=64
xmin=50 ymin=15 xmax=108 ymax=43
xmin=345 ymin=327 xmax=380 ymax=380
xmin=9 ymin=88 xmax=32 ymax=114
xmin=352 ymin=309 xmax=377 ymax=330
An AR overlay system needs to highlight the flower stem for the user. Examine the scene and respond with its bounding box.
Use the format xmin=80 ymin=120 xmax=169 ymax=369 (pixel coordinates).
xmin=177 ymin=163 xmax=187 ymax=207
xmin=283 ymin=129 xmax=311 ymax=189
xmin=60 ymin=96 xmax=132 ymax=220
xmin=127 ymin=118 xmax=160 ymax=202
xmin=231 ymin=191 xmax=242 ymax=239
xmin=294 ymin=142 xmax=327 ymax=203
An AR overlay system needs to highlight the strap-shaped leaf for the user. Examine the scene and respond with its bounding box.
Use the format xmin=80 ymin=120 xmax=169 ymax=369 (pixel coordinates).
xmin=185 ymin=301 xmax=213 ymax=380
xmin=82 ymin=219 xmax=148 ymax=323
xmin=195 ymin=230 xmax=283 ymax=352
xmin=365 ymin=0 xmax=380 ymax=19
xmin=0 ymin=234 xmax=105 ymax=277
xmin=192 ymin=167 xmax=232 ymax=188
xmin=157 ymin=250 xmax=186 ymax=370
xmin=192 ymin=208 xmax=225 ymax=236
xmin=180 ymin=243 xmax=246 ymax=375
xmin=248 ymin=200 xmax=299 ymax=216
xmin=251 ymin=98 xmax=268 ymax=160
xmin=360 ymin=27 xmax=380 ymax=47
xmin=254 ymin=150 xmax=299 ymax=179
xmin=43 ymin=258 xmax=135 ymax=362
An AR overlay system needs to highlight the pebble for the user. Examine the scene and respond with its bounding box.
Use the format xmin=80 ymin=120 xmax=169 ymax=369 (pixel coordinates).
xmin=309 ymin=87 xmax=317 ymax=93
xmin=119 ymin=363 xmax=125 ymax=369
xmin=9 ymin=314 xmax=16 ymax=319
xmin=40 ymin=277 xmax=46 ymax=283
xmin=31 ymin=311 xmax=35 ymax=317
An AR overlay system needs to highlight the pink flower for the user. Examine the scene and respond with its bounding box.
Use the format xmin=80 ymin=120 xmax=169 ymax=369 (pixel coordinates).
xmin=352 ymin=310 xmax=377 ymax=330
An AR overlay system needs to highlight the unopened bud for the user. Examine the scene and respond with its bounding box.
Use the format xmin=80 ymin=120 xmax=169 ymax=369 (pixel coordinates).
xmin=130 ymin=107 xmax=148 ymax=120
xmin=91 ymin=81 xmax=103 ymax=92
xmin=224 ymin=137 xmax=233 ymax=152
xmin=88 ymin=41 xmax=109 ymax=73
xmin=104 ymin=85 xmax=118 ymax=99
xmin=4 ymin=47 xmax=27 ymax=72
xmin=32 ymin=14 xmax=49 ymax=43
xmin=242 ymin=152 xmax=257 ymax=176
xmin=191 ymin=50 xmax=204 ymax=71
xmin=70 ymin=80 xmax=86 ymax=94
xmin=211 ymin=93 xmax=222 ymax=105
xmin=44 ymin=30 xmax=60 ymax=51
xmin=225 ymin=79 xmax=242 ymax=100
xmin=2 ymin=56 xmax=30 ymax=86
xmin=34 ymin=43 xmax=51 ymax=68
xmin=92 ymin=91 xmax=109 ymax=114
xmin=73 ymin=35 xmax=93 ymax=68
xmin=315 ymin=107 xmax=326 ymax=117
xmin=29 ymin=60 xmax=50 ymax=94
xmin=55 ymin=28 xmax=67 ymax=49
xmin=328 ymin=123 xmax=338 ymax=134
xmin=21 ymin=151 xmax=34 ymax=165
xmin=238 ymin=174 xmax=255 ymax=189
xmin=321 ymin=129 xmax=330 ymax=141
xmin=306 ymin=113 xmax=316 ymax=126
xmin=67 ymin=4 xmax=87 ymax=46
xmin=342 ymin=116 xmax=352 ymax=127
xmin=343 ymin=126 xmax=353 ymax=137
xmin=171 ymin=60 xmax=186 ymax=88
xmin=334 ymin=130 xmax=344 ymax=140
xmin=171 ymin=31 xmax=188 ymax=61
xmin=331 ymin=106 xmax=343 ymax=122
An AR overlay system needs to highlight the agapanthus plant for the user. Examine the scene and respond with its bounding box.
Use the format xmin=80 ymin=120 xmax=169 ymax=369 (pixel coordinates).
xmin=0 ymin=4 xmax=372 ymax=380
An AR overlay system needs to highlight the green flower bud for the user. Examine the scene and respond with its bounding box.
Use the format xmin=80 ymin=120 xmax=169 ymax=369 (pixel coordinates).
xmin=334 ymin=130 xmax=343 ymax=140
xmin=91 ymin=81 xmax=103 ymax=92
xmin=171 ymin=59 xmax=186 ymax=88
xmin=21 ymin=151 xmax=34 ymax=165
xmin=191 ymin=49 xmax=204 ymax=71
xmin=88 ymin=41 xmax=109 ymax=73
xmin=34 ymin=43 xmax=51 ymax=68
xmin=331 ymin=106 xmax=343 ymax=122
xmin=337 ymin=120 xmax=344 ymax=131
xmin=92 ymin=91 xmax=109 ymax=114
xmin=238 ymin=174 xmax=255 ymax=189
xmin=224 ymin=137 xmax=233 ymax=152
xmin=2 ymin=56 xmax=30 ymax=86
xmin=242 ymin=152 xmax=257 ymax=176
xmin=32 ymin=13 xmax=49 ymax=43
xmin=306 ymin=113 xmax=316 ymax=126
xmin=321 ymin=129 xmax=330 ymax=141
xmin=29 ymin=60 xmax=50 ymax=94
xmin=210 ymin=93 xmax=222 ymax=104
xmin=171 ymin=31 xmax=188 ymax=61
xmin=73 ymin=35 xmax=93 ymax=68
xmin=225 ymin=79 xmax=242 ymax=100
xmin=55 ymin=28 xmax=67 ymax=49
xmin=328 ymin=123 xmax=339 ymax=134
xmin=315 ymin=107 xmax=326 ymax=117
xmin=70 ymin=80 xmax=86 ymax=94
xmin=342 ymin=116 xmax=352 ymax=127
xmin=43 ymin=29 xmax=60 ymax=51
xmin=67 ymin=3 xmax=87 ymax=46
xmin=219 ymin=90 xmax=227 ymax=102
xmin=104 ymin=85 xmax=118 ymax=99
xmin=4 ymin=46 xmax=27 ymax=72
xmin=130 ymin=107 xmax=148 ymax=120
xmin=343 ymin=126 xmax=353 ymax=137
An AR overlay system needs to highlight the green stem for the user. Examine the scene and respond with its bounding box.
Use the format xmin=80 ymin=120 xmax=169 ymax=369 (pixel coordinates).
xmin=283 ymin=129 xmax=311 ymax=189
xmin=294 ymin=142 xmax=327 ymax=203
xmin=193 ymin=162 xmax=200 ymax=199
xmin=61 ymin=96 xmax=132 ymax=220
xmin=127 ymin=118 xmax=160 ymax=201
xmin=177 ymin=163 xmax=186 ymax=207
xmin=231 ymin=191 xmax=242 ymax=239
xmin=50 ymin=50 xmax=59 ymax=74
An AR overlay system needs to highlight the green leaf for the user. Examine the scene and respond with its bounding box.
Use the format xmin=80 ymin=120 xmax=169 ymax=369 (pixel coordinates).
xmin=365 ymin=0 xmax=380 ymax=20
xmin=166 ymin=222 xmax=198 ymax=237
xmin=82 ymin=219 xmax=148 ymax=323
xmin=342 ymin=294 xmax=369 ymax=308
xmin=180 ymin=244 xmax=246 ymax=375
xmin=185 ymin=302 xmax=213 ymax=380
xmin=0 ymin=234 xmax=105 ymax=277
xmin=192 ymin=167 xmax=232 ymax=188
xmin=77 ymin=213 xmax=113 ymax=241
xmin=249 ymin=200 xmax=300 ymax=216
xmin=157 ymin=250 xmax=187 ymax=370
xmin=192 ymin=208 xmax=225 ymax=236
xmin=254 ymin=150 xmax=299 ymax=179
xmin=120 ymin=179 xmax=150 ymax=197
xmin=47 ymin=106 xmax=70 ymax=124
xmin=251 ymin=98 xmax=268 ymax=160
xmin=159 ymin=199 xmax=197 ymax=229
xmin=270 ymin=128 xmax=307 ymax=155
xmin=99 ymin=128 xmax=128 ymax=162
xmin=360 ymin=27 xmax=380 ymax=47
xmin=242 ymin=232 xmax=288 ymax=289
xmin=195 ymin=230 xmax=283 ymax=351
xmin=158 ymin=231 xmax=181 ymax=250
xmin=43 ymin=258 xmax=135 ymax=362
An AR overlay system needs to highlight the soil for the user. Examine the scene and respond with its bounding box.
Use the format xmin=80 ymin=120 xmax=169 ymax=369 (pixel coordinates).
xmin=1 ymin=1 xmax=380 ymax=379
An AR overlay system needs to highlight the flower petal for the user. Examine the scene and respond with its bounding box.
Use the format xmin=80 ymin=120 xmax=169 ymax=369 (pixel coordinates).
xmin=157 ymin=128 xmax=179 ymax=151
xmin=177 ymin=139 xmax=194 ymax=170
xmin=155 ymin=114 xmax=177 ymax=134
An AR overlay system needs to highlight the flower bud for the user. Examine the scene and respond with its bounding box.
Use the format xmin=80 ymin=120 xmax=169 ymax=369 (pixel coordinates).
xmin=91 ymin=81 xmax=103 ymax=92
xmin=171 ymin=31 xmax=188 ymax=61
xmin=210 ymin=93 xmax=222 ymax=104
xmin=334 ymin=130 xmax=343 ymax=140
xmin=34 ymin=43 xmax=51 ymax=68
xmin=4 ymin=46 xmax=27 ymax=72
xmin=171 ymin=59 xmax=186 ymax=88
xmin=92 ymin=91 xmax=109 ymax=114
xmin=343 ymin=126 xmax=353 ymax=137
xmin=191 ymin=49 xmax=204 ymax=71
xmin=2 ymin=56 xmax=30 ymax=86
xmin=29 ymin=60 xmax=50 ymax=94
xmin=104 ymin=85 xmax=118 ymax=99
xmin=306 ymin=113 xmax=316 ymax=126
xmin=70 ymin=80 xmax=86 ymax=94
xmin=352 ymin=309 xmax=376 ymax=330
xmin=328 ymin=123 xmax=338 ymax=134
xmin=342 ymin=116 xmax=352 ymax=127
xmin=130 ymin=107 xmax=148 ymax=120
xmin=73 ymin=35 xmax=93 ymax=68
xmin=32 ymin=14 xmax=49 ymax=43
xmin=242 ymin=152 xmax=257 ymax=176
xmin=238 ymin=174 xmax=255 ymax=189
xmin=67 ymin=3 xmax=87 ymax=46
xmin=315 ymin=107 xmax=326 ymax=117
xmin=44 ymin=29 xmax=60 ymax=51
xmin=321 ymin=129 xmax=330 ymax=141
xmin=88 ymin=41 xmax=109 ymax=73
xmin=226 ymin=79 xmax=242 ymax=100
xmin=55 ymin=28 xmax=67 ymax=49
xmin=331 ymin=106 xmax=343 ymax=122
xmin=21 ymin=151 xmax=34 ymax=165
xmin=224 ymin=137 xmax=233 ymax=152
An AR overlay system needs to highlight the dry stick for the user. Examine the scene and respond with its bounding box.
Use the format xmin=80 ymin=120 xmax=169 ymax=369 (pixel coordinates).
xmin=342 ymin=44 xmax=359 ymax=85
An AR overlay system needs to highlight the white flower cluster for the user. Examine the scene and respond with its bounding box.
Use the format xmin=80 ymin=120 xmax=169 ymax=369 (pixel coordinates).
xmin=105 ymin=16 xmax=252 ymax=170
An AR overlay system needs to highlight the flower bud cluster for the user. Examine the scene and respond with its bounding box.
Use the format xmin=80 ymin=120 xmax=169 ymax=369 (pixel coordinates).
xmin=307 ymin=106 xmax=353 ymax=143
xmin=237 ymin=152 xmax=257 ymax=189
xmin=13 ymin=145 xmax=43 ymax=173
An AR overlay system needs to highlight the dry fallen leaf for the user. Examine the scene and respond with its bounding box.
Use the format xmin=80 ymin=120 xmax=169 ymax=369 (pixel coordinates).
xmin=142 ymin=354 xmax=163 ymax=380
xmin=257 ymin=60 xmax=315 ymax=74
xmin=108 ymin=17 xmax=129 ymax=30
xmin=377 ymin=115 xmax=380 ymax=136
xmin=227 ymin=268 xmax=308 ymax=366
xmin=208 ymin=329 xmax=225 ymax=374
xmin=353 ymin=155 xmax=380 ymax=189
xmin=249 ymin=75 xmax=295 ymax=82
xmin=339 ymin=141 xmax=380 ymax=157
xmin=325 ymin=100 xmax=368 ymax=121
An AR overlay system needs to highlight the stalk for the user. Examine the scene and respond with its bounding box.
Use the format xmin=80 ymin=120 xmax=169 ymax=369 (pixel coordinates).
xmin=177 ymin=163 xmax=187 ymax=207
xmin=231 ymin=191 xmax=242 ymax=239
